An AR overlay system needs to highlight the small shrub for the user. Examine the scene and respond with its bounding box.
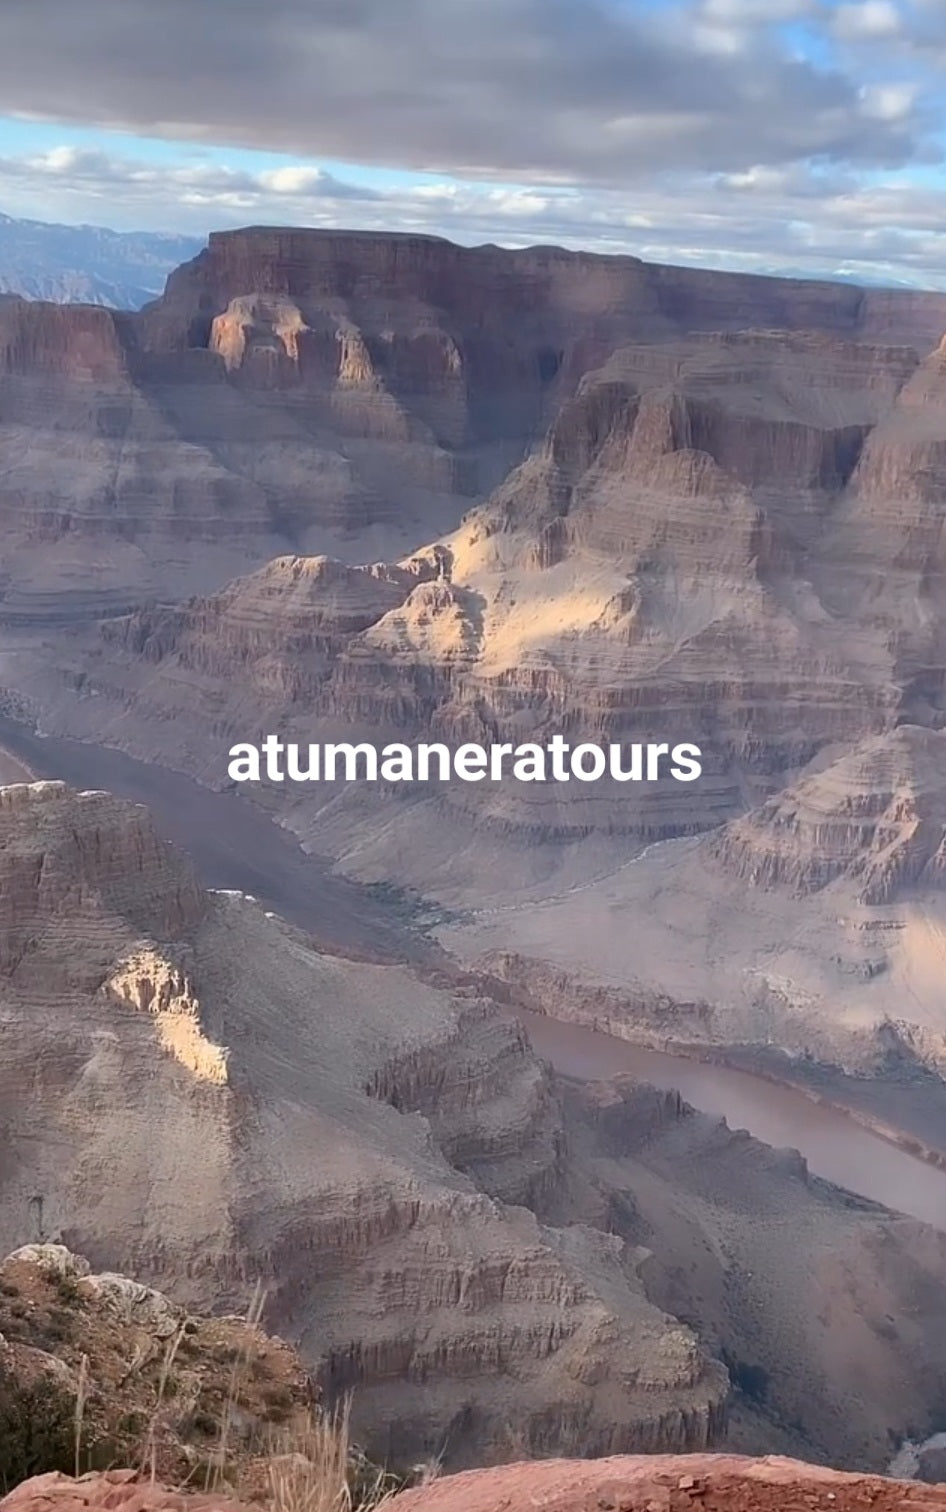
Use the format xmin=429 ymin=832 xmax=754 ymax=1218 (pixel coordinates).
xmin=0 ymin=1369 xmax=75 ymax=1490
xmin=54 ymin=1275 xmax=82 ymax=1307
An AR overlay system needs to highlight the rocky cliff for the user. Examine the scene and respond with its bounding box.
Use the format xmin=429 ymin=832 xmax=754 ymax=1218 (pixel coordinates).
xmin=0 ymin=780 xmax=730 ymax=1469
xmin=707 ymin=726 xmax=946 ymax=904
xmin=4 ymin=784 xmax=946 ymax=1471
xmin=80 ymin=325 xmax=929 ymax=846
xmin=13 ymin=230 xmax=946 ymax=1134
xmin=4 ymin=228 xmax=946 ymax=623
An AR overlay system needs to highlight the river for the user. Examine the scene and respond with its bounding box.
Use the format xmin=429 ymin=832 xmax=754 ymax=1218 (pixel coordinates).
xmin=0 ymin=713 xmax=438 ymax=966
xmin=2 ymin=714 xmax=946 ymax=1230
xmin=519 ymin=1010 xmax=946 ymax=1230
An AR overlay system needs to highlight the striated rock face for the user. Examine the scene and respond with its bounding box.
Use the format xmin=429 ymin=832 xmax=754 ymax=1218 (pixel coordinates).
xmin=83 ymin=326 xmax=925 ymax=849
xmin=16 ymin=230 xmax=946 ymax=1137
xmin=707 ymin=726 xmax=946 ymax=904
xmin=5 ymin=786 xmax=946 ymax=1467
xmin=0 ymin=781 xmax=207 ymax=982
xmin=4 ymin=228 xmax=946 ymax=624
xmin=0 ymin=297 xmax=131 ymax=380
xmin=0 ymin=781 xmax=728 ymax=1470
xmin=553 ymin=1076 xmax=946 ymax=1470
xmin=386 ymin=1453 xmax=946 ymax=1511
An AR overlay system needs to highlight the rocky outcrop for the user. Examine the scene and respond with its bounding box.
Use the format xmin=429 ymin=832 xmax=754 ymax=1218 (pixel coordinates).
xmin=0 ymin=1244 xmax=314 ymax=1492
xmin=11 ymin=1455 xmax=946 ymax=1512
xmin=387 ymin=1454 xmax=946 ymax=1511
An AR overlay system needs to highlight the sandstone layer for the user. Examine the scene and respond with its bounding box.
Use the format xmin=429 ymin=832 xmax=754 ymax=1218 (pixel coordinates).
xmin=4 ymin=227 xmax=946 ymax=624
xmin=387 ymin=1454 xmax=946 ymax=1511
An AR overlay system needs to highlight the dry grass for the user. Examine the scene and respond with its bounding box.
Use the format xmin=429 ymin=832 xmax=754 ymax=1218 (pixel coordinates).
xmin=264 ymin=1401 xmax=400 ymax=1512
xmin=60 ymin=1277 xmax=401 ymax=1511
xmin=159 ymin=1288 xmax=397 ymax=1510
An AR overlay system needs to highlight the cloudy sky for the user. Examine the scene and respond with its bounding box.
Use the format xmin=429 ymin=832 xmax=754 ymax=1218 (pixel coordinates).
xmin=2 ymin=0 xmax=946 ymax=284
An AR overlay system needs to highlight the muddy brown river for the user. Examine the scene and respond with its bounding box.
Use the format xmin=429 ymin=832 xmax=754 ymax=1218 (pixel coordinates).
xmin=519 ymin=1011 xmax=946 ymax=1229
xmin=3 ymin=714 xmax=946 ymax=1231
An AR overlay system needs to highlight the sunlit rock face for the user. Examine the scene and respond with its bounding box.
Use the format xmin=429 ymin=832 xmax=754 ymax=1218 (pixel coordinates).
xmin=4 ymin=228 xmax=946 ymax=622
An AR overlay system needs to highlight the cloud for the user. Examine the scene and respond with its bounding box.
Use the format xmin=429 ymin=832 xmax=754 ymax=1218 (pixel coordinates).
xmin=1 ymin=0 xmax=943 ymax=292
xmin=0 ymin=0 xmax=932 ymax=187
xmin=4 ymin=140 xmax=946 ymax=290
xmin=860 ymin=82 xmax=919 ymax=121
xmin=833 ymin=1 xmax=903 ymax=40
xmin=700 ymin=0 xmax=816 ymax=22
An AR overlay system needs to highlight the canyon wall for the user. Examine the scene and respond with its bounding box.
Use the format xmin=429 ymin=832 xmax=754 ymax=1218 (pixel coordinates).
xmin=4 ymin=229 xmax=946 ymax=623
xmin=2 ymin=782 xmax=946 ymax=1469
xmin=11 ymin=228 xmax=946 ymax=1104
xmin=0 ymin=780 xmax=730 ymax=1469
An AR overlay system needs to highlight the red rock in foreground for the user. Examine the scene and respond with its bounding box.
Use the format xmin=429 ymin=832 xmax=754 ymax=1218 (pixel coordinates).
xmin=388 ymin=1454 xmax=946 ymax=1511
xmin=6 ymin=1455 xmax=946 ymax=1512
xmin=0 ymin=1472 xmax=243 ymax=1512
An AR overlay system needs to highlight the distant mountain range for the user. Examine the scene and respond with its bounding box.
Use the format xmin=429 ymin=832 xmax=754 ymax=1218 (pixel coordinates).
xmin=0 ymin=211 xmax=204 ymax=308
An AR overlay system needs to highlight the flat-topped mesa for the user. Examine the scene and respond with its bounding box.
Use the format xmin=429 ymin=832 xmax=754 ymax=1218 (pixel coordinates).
xmin=706 ymin=726 xmax=946 ymax=903
xmin=151 ymin=228 xmax=655 ymax=331
xmin=137 ymin=231 xmax=946 ymax=466
xmin=152 ymin=228 xmax=946 ymax=350
xmin=7 ymin=228 xmax=946 ymax=624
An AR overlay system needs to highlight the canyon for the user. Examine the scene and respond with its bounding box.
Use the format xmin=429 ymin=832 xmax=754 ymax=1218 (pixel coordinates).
xmin=3 ymin=776 xmax=946 ymax=1476
xmin=6 ymin=229 xmax=946 ymax=1478
xmin=6 ymin=231 xmax=946 ymax=1097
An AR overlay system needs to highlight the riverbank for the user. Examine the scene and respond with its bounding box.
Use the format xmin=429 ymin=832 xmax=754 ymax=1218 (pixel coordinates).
xmin=513 ymin=992 xmax=946 ymax=1175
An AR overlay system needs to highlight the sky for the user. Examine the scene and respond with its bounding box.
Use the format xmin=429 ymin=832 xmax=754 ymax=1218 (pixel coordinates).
xmin=2 ymin=0 xmax=946 ymax=285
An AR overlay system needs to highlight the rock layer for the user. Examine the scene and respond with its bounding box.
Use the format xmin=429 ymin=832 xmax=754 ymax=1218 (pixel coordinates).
xmin=4 ymin=228 xmax=946 ymax=622
xmin=0 ymin=780 xmax=727 ymax=1469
